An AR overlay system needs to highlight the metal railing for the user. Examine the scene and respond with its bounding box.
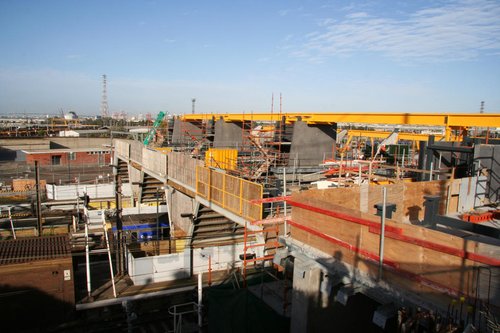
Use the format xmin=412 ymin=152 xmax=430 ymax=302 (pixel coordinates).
xmin=196 ymin=166 xmax=263 ymax=221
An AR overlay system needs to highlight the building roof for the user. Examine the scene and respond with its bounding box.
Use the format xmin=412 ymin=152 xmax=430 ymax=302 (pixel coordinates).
xmin=0 ymin=235 xmax=71 ymax=265
xmin=21 ymin=147 xmax=111 ymax=154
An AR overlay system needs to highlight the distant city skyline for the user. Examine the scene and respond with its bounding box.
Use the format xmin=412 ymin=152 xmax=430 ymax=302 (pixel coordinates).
xmin=1 ymin=0 xmax=499 ymax=116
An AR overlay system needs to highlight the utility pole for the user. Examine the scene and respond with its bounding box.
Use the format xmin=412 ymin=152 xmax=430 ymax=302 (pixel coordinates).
xmin=114 ymin=172 xmax=124 ymax=274
xmin=101 ymin=74 xmax=109 ymax=125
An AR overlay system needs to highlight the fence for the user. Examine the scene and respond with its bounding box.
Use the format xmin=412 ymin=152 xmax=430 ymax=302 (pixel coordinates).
xmin=46 ymin=183 xmax=132 ymax=200
xmin=196 ymin=166 xmax=263 ymax=221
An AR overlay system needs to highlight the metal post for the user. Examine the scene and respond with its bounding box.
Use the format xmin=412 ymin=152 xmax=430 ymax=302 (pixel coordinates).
xmin=8 ymin=207 xmax=16 ymax=239
xmin=378 ymin=187 xmax=387 ymax=280
xmin=102 ymin=211 xmax=117 ymax=298
xmin=358 ymin=164 xmax=362 ymax=185
xmin=283 ymin=168 xmax=288 ymax=236
xmin=198 ymin=272 xmax=203 ymax=328
xmin=114 ymin=172 xmax=124 ymax=275
xmin=35 ymin=161 xmax=42 ymax=236
xmin=85 ymin=217 xmax=92 ymax=298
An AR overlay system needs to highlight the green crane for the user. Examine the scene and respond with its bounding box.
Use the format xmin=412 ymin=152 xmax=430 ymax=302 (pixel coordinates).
xmin=143 ymin=111 xmax=166 ymax=145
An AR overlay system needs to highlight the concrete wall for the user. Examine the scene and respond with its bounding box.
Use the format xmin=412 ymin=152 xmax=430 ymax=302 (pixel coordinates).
xmin=169 ymin=187 xmax=195 ymax=234
xmin=128 ymin=242 xmax=248 ymax=285
xmin=172 ymin=118 xmax=205 ymax=145
xmin=289 ymin=121 xmax=337 ymax=167
xmin=213 ymin=119 xmax=243 ymax=148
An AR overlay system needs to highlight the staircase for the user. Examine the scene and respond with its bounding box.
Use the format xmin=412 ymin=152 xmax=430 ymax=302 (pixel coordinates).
xmin=191 ymin=206 xmax=252 ymax=247
xmin=140 ymin=173 xmax=165 ymax=203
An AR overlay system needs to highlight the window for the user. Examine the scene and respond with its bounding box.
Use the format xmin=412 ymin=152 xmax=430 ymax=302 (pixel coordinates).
xmin=69 ymin=152 xmax=76 ymax=161
xmin=51 ymin=155 xmax=61 ymax=165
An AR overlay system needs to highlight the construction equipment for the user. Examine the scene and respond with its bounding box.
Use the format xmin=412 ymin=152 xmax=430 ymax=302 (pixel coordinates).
xmin=143 ymin=111 xmax=166 ymax=145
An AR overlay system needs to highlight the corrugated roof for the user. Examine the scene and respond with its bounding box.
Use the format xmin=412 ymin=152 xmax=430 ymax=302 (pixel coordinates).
xmin=0 ymin=235 xmax=71 ymax=266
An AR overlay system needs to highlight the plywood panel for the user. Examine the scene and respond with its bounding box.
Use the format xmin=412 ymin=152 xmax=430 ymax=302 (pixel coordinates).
xmin=289 ymin=188 xmax=498 ymax=305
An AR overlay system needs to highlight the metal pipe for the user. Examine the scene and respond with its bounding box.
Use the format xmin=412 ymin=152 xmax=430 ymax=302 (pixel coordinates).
xmin=378 ymin=187 xmax=387 ymax=280
xmin=102 ymin=210 xmax=117 ymax=298
xmin=358 ymin=164 xmax=362 ymax=185
xmin=85 ymin=217 xmax=92 ymax=298
xmin=198 ymin=272 xmax=203 ymax=328
xmin=8 ymin=207 xmax=16 ymax=239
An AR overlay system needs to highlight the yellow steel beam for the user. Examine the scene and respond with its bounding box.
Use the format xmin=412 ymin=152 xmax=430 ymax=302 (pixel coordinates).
xmin=181 ymin=112 xmax=500 ymax=128
xmin=343 ymin=129 xmax=446 ymax=142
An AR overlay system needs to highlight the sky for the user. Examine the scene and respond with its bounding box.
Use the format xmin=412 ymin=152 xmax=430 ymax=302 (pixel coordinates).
xmin=0 ymin=0 xmax=499 ymax=117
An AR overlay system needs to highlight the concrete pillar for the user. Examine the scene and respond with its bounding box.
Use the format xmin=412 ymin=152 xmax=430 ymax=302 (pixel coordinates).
xmin=168 ymin=187 xmax=196 ymax=234
xmin=290 ymin=257 xmax=322 ymax=333
xmin=213 ymin=119 xmax=243 ymax=148
xmin=289 ymin=120 xmax=337 ymax=167
xmin=171 ymin=118 xmax=205 ymax=145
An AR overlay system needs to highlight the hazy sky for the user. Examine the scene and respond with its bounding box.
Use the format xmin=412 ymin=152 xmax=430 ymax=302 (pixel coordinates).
xmin=1 ymin=0 xmax=499 ymax=116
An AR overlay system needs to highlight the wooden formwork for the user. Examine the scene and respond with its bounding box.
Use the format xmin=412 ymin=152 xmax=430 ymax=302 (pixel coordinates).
xmin=304 ymin=178 xmax=474 ymax=224
xmin=289 ymin=188 xmax=500 ymax=311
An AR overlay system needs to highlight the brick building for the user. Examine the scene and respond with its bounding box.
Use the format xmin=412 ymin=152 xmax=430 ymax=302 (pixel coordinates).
xmin=22 ymin=147 xmax=111 ymax=166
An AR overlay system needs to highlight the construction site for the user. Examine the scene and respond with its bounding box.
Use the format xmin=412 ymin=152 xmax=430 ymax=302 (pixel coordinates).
xmin=0 ymin=111 xmax=499 ymax=333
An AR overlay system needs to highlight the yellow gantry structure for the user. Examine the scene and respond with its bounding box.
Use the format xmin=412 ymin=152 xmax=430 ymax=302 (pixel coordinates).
xmin=180 ymin=112 xmax=500 ymax=141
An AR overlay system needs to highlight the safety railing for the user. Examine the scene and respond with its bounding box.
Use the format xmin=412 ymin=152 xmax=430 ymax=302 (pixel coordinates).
xmin=196 ymin=166 xmax=263 ymax=221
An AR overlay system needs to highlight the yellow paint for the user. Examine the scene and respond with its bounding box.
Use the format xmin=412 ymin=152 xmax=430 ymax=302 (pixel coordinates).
xmin=196 ymin=166 xmax=263 ymax=221
xmin=344 ymin=129 xmax=446 ymax=142
xmin=181 ymin=113 xmax=500 ymax=138
xmin=205 ymin=148 xmax=238 ymax=171
xmin=155 ymin=147 xmax=173 ymax=154
xmin=175 ymin=239 xmax=186 ymax=253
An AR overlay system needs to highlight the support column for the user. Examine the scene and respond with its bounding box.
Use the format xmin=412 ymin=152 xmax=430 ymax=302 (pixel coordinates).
xmin=290 ymin=257 xmax=322 ymax=333
xmin=172 ymin=118 xmax=205 ymax=145
xmin=213 ymin=119 xmax=243 ymax=148
xmin=289 ymin=120 xmax=337 ymax=167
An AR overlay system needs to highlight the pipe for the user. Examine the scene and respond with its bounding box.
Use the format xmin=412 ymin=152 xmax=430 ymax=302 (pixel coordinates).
xmin=208 ymin=255 xmax=212 ymax=286
xmin=8 ymin=207 xmax=16 ymax=239
xmin=85 ymin=218 xmax=92 ymax=298
xmin=198 ymin=272 xmax=203 ymax=328
xmin=102 ymin=210 xmax=117 ymax=298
